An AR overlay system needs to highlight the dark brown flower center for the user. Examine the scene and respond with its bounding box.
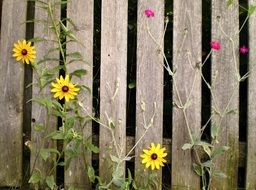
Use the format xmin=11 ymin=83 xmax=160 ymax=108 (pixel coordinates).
xmin=21 ymin=49 xmax=28 ymax=55
xmin=62 ymin=86 xmax=69 ymax=92
xmin=151 ymin=153 xmax=158 ymax=160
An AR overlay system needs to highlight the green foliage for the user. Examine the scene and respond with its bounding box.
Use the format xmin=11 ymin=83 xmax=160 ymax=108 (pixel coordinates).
xmin=27 ymin=0 xmax=254 ymax=189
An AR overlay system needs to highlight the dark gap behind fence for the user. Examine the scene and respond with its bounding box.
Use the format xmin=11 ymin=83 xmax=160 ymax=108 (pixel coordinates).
xmin=163 ymin=0 xmax=173 ymax=140
xmin=162 ymin=0 xmax=173 ymax=189
xmin=201 ymin=0 xmax=212 ymax=188
xmin=92 ymin=0 xmax=102 ymax=187
xmin=56 ymin=2 xmax=68 ymax=187
xmin=239 ymin=0 xmax=248 ymax=143
xmin=22 ymin=0 xmax=35 ymax=189
xmin=126 ymin=0 xmax=137 ymax=137
xmin=238 ymin=0 xmax=248 ymax=188
xmin=201 ymin=0 xmax=211 ymax=142
xmin=126 ymin=0 xmax=137 ymax=181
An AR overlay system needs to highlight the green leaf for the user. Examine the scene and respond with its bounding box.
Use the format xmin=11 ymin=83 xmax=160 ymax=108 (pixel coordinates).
xmin=40 ymin=148 xmax=60 ymax=161
xmin=110 ymin=155 xmax=121 ymax=163
xmin=87 ymin=165 xmax=96 ymax=183
xmin=70 ymin=69 xmax=87 ymax=78
xmin=28 ymin=37 xmax=46 ymax=43
xmin=192 ymin=163 xmax=203 ymax=176
xmin=40 ymin=149 xmax=50 ymax=161
xmin=112 ymin=166 xmax=125 ymax=187
xmin=211 ymin=146 xmax=230 ymax=158
xmin=226 ymin=0 xmax=234 ymax=7
xmin=80 ymin=85 xmax=91 ymax=94
xmin=202 ymin=144 xmax=212 ymax=157
xmin=213 ymin=171 xmax=227 ymax=178
xmin=29 ymin=169 xmax=42 ymax=184
xmin=33 ymin=123 xmax=45 ymax=132
xmin=46 ymin=175 xmax=56 ymax=190
xmin=211 ymin=124 xmax=219 ymax=140
xmin=65 ymin=117 xmax=75 ymax=130
xmin=32 ymin=97 xmax=53 ymax=113
xmin=58 ymin=161 xmax=66 ymax=166
xmin=182 ymin=143 xmax=193 ymax=150
xmin=128 ymin=81 xmax=136 ymax=89
xmin=66 ymin=31 xmax=78 ymax=41
xmin=85 ymin=142 xmax=99 ymax=153
xmin=46 ymin=130 xmax=64 ymax=140
xmin=66 ymin=52 xmax=83 ymax=59
xmin=108 ymin=119 xmax=115 ymax=129
xmin=201 ymin=160 xmax=212 ymax=168
xmin=248 ymin=5 xmax=256 ymax=16
xmin=60 ymin=21 xmax=68 ymax=33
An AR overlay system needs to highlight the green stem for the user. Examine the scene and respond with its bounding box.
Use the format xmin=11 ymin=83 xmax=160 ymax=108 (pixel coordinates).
xmin=48 ymin=1 xmax=67 ymax=69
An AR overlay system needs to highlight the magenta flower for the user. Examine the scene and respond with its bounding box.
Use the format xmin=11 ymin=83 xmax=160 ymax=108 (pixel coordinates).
xmin=144 ymin=9 xmax=154 ymax=17
xmin=211 ymin=41 xmax=221 ymax=50
xmin=240 ymin=45 xmax=249 ymax=54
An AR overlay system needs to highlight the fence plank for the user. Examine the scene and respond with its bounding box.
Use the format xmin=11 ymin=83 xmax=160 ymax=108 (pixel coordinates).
xmin=135 ymin=0 xmax=164 ymax=187
xmin=65 ymin=0 xmax=93 ymax=189
xmin=99 ymin=0 xmax=128 ymax=187
xmin=0 ymin=0 xmax=26 ymax=186
xmin=211 ymin=0 xmax=239 ymax=189
xmin=171 ymin=1 xmax=202 ymax=189
xmin=246 ymin=0 xmax=256 ymax=188
xmin=30 ymin=0 xmax=60 ymax=187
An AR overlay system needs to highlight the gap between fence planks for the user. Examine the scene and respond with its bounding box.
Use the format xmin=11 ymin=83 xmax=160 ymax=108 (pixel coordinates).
xmin=135 ymin=0 xmax=164 ymax=187
xmin=171 ymin=0 xmax=202 ymax=189
xmin=211 ymin=0 xmax=239 ymax=189
xmin=65 ymin=0 xmax=93 ymax=189
xmin=0 ymin=0 xmax=26 ymax=186
xmin=99 ymin=0 xmax=128 ymax=187
xmin=246 ymin=0 xmax=256 ymax=189
xmin=30 ymin=0 xmax=60 ymax=188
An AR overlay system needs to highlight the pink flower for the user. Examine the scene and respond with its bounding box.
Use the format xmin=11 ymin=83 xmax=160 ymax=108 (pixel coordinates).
xmin=240 ymin=45 xmax=249 ymax=54
xmin=211 ymin=41 xmax=221 ymax=50
xmin=144 ymin=9 xmax=154 ymax=17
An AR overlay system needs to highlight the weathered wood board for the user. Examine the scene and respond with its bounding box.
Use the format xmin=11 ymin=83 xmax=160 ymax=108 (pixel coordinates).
xmin=99 ymin=0 xmax=128 ymax=187
xmin=172 ymin=0 xmax=202 ymax=189
xmin=0 ymin=0 xmax=27 ymax=187
xmin=211 ymin=0 xmax=239 ymax=189
xmin=135 ymin=0 xmax=164 ymax=187
xmin=65 ymin=0 xmax=93 ymax=189
xmin=246 ymin=0 xmax=256 ymax=189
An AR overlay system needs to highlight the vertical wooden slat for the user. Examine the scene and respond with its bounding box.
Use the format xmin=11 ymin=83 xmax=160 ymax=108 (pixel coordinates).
xmin=171 ymin=1 xmax=201 ymax=189
xmin=135 ymin=0 xmax=164 ymax=186
xmin=211 ymin=1 xmax=239 ymax=189
xmin=99 ymin=0 xmax=128 ymax=186
xmin=246 ymin=0 xmax=256 ymax=189
xmin=65 ymin=0 xmax=93 ymax=189
xmin=30 ymin=0 xmax=60 ymax=186
xmin=0 ymin=0 xmax=26 ymax=186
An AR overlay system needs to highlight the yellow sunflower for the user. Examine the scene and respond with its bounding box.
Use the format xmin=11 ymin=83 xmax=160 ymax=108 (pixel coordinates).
xmin=51 ymin=75 xmax=79 ymax=102
xmin=13 ymin=40 xmax=36 ymax=64
xmin=140 ymin=143 xmax=167 ymax=170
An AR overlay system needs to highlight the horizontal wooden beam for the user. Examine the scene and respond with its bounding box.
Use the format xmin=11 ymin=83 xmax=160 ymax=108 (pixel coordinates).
xmin=92 ymin=135 xmax=246 ymax=168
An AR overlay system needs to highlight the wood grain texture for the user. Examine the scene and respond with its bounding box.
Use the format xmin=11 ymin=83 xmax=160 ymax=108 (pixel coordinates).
xmin=30 ymin=0 xmax=60 ymax=187
xmin=246 ymin=0 xmax=256 ymax=189
xmin=134 ymin=0 xmax=164 ymax=187
xmin=0 ymin=0 xmax=26 ymax=186
xmin=99 ymin=0 xmax=128 ymax=187
xmin=65 ymin=0 xmax=93 ymax=189
xmin=211 ymin=0 xmax=239 ymax=189
xmin=172 ymin=0 xmax=201 ymax=189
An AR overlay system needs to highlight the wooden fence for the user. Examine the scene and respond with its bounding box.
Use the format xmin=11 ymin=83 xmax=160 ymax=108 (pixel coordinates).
xmin=0 ymin=0 xmax=255 ymax=189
